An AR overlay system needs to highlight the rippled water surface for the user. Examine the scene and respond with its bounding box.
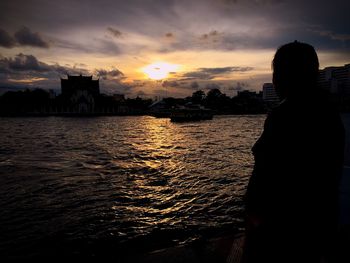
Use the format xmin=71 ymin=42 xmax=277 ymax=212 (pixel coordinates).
xmin=0 ymin=115 xmax=265 ymax=258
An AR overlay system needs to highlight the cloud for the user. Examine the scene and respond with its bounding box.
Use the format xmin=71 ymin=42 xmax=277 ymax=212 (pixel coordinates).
xmin=182 ymin=71 xmax=214 ymax=80
xmin=200 ymin=66 xmax=253 ymax=74
xmin=200 ymin=30 xmax=220 ymax=40
xmin=107 ymin=27 xmax=123 ymax=38
xmin=50 ymin=63 xmax=90 ymax=76
xmin=182 ymin=66 xmax=253 ymax=80
xmin=0 ymin=53 xmax=91 ymax=76
xmin=162 ymin=80 xmax=179 ymax=88
xmin=95 ymin=68 xmax=124 ymax=80
xmin=165 ymin=32 xmax=174 ymax=38
xmin=0 ymin=53 xmax=53 ymax=74
xmin=0 ymin=28 xmax=16 ymax=48
xmin=1 ymin=0 xmax=349 ymax=56
xmin=0 ymin=54 xmax=89 ymax=89
xmin=14 ymin=26 xmax=49 ymax=48
xmin=309 ymin=28 xmax=350 ymax=42
xmin=0 ymin=27 xmax=49 ymax=49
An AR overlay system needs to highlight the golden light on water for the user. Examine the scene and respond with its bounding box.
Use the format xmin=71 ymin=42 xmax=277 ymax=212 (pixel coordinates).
xmin=141 ymin=62 xmax=180 ymax=80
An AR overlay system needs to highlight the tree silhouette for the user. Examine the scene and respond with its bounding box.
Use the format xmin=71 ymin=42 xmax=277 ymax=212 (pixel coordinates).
xmin=191 ymin=90 xmax=205 ymax=104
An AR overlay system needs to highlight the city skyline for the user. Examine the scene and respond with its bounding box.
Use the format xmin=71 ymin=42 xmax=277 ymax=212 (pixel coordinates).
xmin=0 ymin=0 xmax=350 ymax=98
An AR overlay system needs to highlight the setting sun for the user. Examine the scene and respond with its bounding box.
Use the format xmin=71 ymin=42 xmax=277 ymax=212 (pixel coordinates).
xmin=142 ymin=62 xmax=179 ymax=80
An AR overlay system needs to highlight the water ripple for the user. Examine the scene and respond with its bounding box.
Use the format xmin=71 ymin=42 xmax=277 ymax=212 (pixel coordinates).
xmin=0 ymin=115 xmax=264 ymax=258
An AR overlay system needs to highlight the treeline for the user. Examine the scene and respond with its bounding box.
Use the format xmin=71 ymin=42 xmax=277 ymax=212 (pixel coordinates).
xmin=162 ymin=89 xmax=266 ymax=114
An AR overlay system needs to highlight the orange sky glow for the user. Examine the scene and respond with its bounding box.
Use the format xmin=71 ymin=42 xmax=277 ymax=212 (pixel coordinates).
xmin=0 ymin=0 xmax=349 ymax=97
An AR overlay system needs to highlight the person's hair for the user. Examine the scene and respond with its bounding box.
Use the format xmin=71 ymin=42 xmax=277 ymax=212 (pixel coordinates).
xmin=272 ymin=41 xmax=319 ymax=99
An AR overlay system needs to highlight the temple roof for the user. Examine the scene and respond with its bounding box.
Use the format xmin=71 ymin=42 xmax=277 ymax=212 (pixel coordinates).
xmin=61 ymin=74 xmax=99 ymax=81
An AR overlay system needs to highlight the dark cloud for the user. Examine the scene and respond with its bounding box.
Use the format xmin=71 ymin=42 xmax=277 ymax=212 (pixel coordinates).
xmin=182 ymin=66 xmax=253 ymax=80
xmin=0 ymin=53 xmax=91 ymax=76
xmin=200 ymin=66 xmax=253 ymax=74
xmin=50 ymin=63 xmax=90 ymax=76
xmin=95 ymin=68 xmax=124 ymax=80
xmin=0 ymin=28 xmax=16 ymax=48
xmin=7 ymin=53 xmax=48 ymax=71
xmin=14 ymin=26 xmax=49 ymax=48
xmin=152 ymin=79 xmax=201 ymax=91
xmin=0 ymin=27 xmax=50 ymax=49
xmin=182 ymin=71 xmax=214 ymax=80
xmin=200 ymin=30 xmax=220 ymax=40
xmin=8 ymin=54 xmax=44 ymax=71
xmin=162 ymin=80 xmax=179 ymax=88
xmin=108 ymin=69 xmax=124 ymax=77
xmin=165 ymin=32 xmax=174 ymax=38
xmin=107 ymin=27 xmax=123 ymax=38
xmin=308 ymin=27 xmax=350 ymax=42
xmin=0 ymin=0 xmax=349 ymax=54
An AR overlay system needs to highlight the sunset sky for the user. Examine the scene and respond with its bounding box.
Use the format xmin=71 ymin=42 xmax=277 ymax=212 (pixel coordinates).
xmin=0 ymin=0 xmax=349 ymax=98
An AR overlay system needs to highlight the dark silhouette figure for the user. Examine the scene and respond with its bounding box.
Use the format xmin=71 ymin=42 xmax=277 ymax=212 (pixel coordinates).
xmin=243 ymin=41 xmax=345 ymax=262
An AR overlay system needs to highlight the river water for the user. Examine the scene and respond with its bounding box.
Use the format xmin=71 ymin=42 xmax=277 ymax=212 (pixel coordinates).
xmin=0 ymin=115 xmax=265 ymax=259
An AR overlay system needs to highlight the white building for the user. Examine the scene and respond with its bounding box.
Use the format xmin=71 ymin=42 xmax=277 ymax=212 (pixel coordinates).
xmin=318 ymin=64 xmax=350 ymax=96
xmin=262 ymin=83 xmax=279 ymax=103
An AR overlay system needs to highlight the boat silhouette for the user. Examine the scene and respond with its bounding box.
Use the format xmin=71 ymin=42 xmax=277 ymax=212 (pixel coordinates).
xmin=170 ymin=104 xmax=213 ymax=122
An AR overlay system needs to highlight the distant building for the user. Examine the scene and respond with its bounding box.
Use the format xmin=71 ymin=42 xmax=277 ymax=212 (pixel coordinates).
xmin=61 ymin=75 xmax=100 ymax=113
xmin=318 ymin=64 xmax=350 ymax=96
xmin=262 ymin=83 xmax=279 ymax=103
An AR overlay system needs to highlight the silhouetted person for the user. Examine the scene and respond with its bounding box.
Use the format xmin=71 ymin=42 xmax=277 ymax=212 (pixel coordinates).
xmin=242 ymin=41 xmax=345 ymax=263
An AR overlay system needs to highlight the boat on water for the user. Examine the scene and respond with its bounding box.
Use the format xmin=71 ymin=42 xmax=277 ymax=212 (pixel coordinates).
xmin=170 ymin=104 xmax=213 ymax=122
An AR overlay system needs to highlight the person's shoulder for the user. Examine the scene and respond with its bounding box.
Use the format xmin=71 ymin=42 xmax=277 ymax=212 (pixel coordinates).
xmin=266 ymin=100 xmax=289 ymax=121
xmin=262 ymin=103 xmax=284 ymax=131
